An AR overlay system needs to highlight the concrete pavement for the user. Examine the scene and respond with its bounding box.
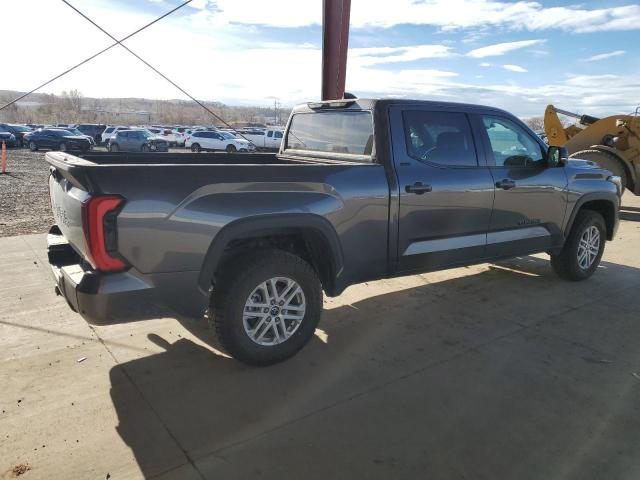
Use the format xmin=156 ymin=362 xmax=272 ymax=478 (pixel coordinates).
xmin=1 ymin=195 xmax=640 ymax=479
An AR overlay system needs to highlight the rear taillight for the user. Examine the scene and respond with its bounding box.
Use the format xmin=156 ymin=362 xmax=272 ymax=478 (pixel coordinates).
xmin=81 ymin=195 xmax=126 ymax=272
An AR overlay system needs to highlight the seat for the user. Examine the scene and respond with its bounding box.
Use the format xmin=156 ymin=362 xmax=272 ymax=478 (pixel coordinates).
xmin=429 ymin=132 xmax=467 ymax=165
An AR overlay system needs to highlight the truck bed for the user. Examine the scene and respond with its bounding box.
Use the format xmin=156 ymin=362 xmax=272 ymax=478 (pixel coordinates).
xmin=45 ymin=150 xmax=390 ymax=316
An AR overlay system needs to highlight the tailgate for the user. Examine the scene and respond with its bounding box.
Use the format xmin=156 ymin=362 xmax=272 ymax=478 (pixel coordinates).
xmin=48 ymin=169 xmax=90 ymax=260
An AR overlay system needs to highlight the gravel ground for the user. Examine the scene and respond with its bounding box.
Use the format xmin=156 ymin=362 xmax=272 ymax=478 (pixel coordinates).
xmin=0 ymin=146 xmax=191 ymax=237
xmin=0 ymin=148 xmax=53 ymax=237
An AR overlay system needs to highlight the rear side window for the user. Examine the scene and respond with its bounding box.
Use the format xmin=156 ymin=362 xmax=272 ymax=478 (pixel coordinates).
xmin=286 ymin=111 xmax=374 ymax=159
xmin=403 ymin=111 xmax=478 ymax=167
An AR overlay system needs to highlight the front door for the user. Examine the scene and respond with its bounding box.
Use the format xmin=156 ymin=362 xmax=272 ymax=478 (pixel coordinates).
xmin=473 ymin=113 xmax=568 ymax=258
xmin=390 ymin=106 xmax=495 ymax=273
xmin=42 ymin=131 xmax=56 ymax=149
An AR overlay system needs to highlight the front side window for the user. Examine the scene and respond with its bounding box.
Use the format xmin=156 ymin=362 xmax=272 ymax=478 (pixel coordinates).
xmin=274 ymin=131 xmax=283 ymax=139
xmin=403 ymin=110 xmax=478 ymax=167
xmin=481 ymin=115 xmax=544 ymax=167
xmin=286 ymin=111 xmax=374 ymax=159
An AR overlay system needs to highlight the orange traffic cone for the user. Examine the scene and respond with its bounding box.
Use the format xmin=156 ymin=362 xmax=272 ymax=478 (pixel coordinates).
xmin=1 ymin=141 xmax=6 ymax=174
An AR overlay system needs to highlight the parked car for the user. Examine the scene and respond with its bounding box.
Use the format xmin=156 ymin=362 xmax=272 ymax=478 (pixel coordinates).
xmin=186 ymin=130 xmax=254 ymax=152
xmin=76 ymin=124 xmax=107 ymax=144
xmin=59 ymin=127 xmax=96 ymax=147
xmin=45 ymin=97 xmax=621 ymax=366
xmin=0 ymin=123 xmax=32 ymax=147
xmin=108 ymin=129 xmax=169 ymax=152
xmin=26 ymin=128 xmax=91 ymax=152
xmin=101 ymin=126 xmax=127 ymax=144
xmin=0 ymin=131 xmax=17 ymax=147
xmin=236 ymin=128 xmax=283 ymax=150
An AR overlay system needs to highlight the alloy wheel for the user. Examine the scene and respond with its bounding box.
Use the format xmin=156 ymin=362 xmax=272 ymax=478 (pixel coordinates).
xmin=242 ymin=277 xmax=306 ymax=346
xmin=577 ymin=225 xmax=600 ymax=270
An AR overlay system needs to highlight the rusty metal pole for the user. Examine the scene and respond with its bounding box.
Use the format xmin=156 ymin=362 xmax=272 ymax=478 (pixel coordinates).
xmin=321 ymin=0 xmax=351 ymax=100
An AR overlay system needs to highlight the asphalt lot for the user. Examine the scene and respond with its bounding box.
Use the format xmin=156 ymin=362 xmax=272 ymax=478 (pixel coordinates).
xmin=1 ymin=194 xmax=640 ymax=479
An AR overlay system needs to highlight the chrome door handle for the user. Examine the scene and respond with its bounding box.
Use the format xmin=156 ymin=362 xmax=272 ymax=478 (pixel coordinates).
xmin=405 ymin=182 xmax=432 ymax=194
xmin=496 ymin=179 xmax=516 ymax=190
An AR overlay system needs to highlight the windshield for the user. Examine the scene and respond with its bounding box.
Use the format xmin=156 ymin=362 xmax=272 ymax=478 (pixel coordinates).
xmin=221 ymin=132 xmax=236 ymax=139
xmin=285 ymin=111 xmax=374 ymax=159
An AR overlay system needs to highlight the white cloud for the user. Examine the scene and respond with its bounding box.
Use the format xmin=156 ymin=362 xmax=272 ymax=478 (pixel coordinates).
xmin=351 ymin=45 xmax=453 ymax=66
xmin=467 ymin=40 xmax=544 ymax=58
xmin=188 ymin=0 xmax=640 ymax=33
xmin=479 ymin=62 xmax=491 ymax=67
xmin=582 ymin=50 xmax=626 ymax=62
xmin=503 ymin=64 xmax=527 ymax=73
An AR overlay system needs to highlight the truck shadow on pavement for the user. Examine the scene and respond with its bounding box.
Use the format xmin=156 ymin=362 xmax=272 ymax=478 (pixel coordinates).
xmin=620 ymin=204 xmax=640 ymax=222
xmin=108 ymin=255 xmax=640 ymax=479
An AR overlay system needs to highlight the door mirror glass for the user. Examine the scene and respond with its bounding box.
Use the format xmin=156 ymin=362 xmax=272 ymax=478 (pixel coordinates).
xmin=547 ymin=146 xmax=568 ymax=167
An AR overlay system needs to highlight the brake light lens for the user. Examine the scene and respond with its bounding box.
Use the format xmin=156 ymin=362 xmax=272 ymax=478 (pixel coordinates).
xmin=81 ymin=195 xmax=126 ymax=272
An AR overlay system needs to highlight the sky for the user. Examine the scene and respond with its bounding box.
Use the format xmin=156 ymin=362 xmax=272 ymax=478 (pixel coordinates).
xmin=2 ymin=0 xmax=639 ymax=117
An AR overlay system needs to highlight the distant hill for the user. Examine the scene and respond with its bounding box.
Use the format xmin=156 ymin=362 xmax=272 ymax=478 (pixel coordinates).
xmin=0 ymin=90 xmax=289 ymax=126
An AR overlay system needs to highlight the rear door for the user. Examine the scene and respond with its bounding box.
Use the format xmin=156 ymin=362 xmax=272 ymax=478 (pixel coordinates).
xmin=118 ymin=131 xmax=131 ymax=150
xmin=211 ymin=132 xmax=226 ymax=150
xmin=390 ymin=106 xmax=495 ymax=273
xmin=473 ymin=113 xmax=568 ymax=257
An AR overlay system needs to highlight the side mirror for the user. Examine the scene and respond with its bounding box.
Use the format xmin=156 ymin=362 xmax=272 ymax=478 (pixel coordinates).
xmin=547 ymin=146 xmax=568 ymax=167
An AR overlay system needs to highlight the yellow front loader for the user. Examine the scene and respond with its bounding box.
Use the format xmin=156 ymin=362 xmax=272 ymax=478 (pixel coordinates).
xmin=544 ymin=104 xmax=640 ymax=195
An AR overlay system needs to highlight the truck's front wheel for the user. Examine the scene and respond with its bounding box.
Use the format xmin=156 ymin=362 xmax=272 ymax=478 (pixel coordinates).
xmin=211 ymin=250 xmax=322 ymax=366
xmin=550 ymin=210 xmax=606 ymax=281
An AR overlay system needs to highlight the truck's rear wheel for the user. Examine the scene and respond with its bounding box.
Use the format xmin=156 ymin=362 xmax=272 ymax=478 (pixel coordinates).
xmin=570 ymin=149 xmax=627 ymax=193
xmin=210 ymin=250 xmax=322 ymax=366
xmin=550 ymin=210 xmax=606 ymax=281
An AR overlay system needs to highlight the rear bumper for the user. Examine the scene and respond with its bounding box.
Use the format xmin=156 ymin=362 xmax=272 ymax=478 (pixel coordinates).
xmin=48 ymin=227 xmax=157 ymax=324
xmin=47 ymin=226 xmax=209 ymax=324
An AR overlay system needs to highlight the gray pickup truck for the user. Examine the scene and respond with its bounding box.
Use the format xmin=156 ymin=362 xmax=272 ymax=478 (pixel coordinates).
xmin=46 ymin=98 xmax=621 ymax=365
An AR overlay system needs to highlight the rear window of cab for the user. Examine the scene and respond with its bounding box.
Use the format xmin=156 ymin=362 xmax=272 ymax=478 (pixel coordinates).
xmin=285 ymin=111 xmax=374 ymax=161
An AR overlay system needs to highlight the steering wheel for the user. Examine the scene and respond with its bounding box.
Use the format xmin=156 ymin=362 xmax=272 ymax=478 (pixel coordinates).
xmin=503 ymin=155 xmax=535 ymax=167
xmin=418 ymin=145 xmax=436 ymax=161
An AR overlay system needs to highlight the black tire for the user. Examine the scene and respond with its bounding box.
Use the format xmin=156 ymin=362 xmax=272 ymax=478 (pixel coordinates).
xmin=191 ymin=143 xmax=201 ymax=153
xmin=141 ymin=144 xmax=149 ymax=152
xmin=29 ymin=141 xmax=37 ymax=152
xmin=570 ymin=149 xmax=627 ymax=193
xmin=551 ymin=210 xmax=606 ymax=281
xmin=211 ymin=249 xmax=322 ymax=366
xmin=110 ymin=143 xmax=119 ymax=152
xmin=58 ymin=142 xmax=67 ymax=152
xmin=226 ymin=144 xmax=237 ymax=153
